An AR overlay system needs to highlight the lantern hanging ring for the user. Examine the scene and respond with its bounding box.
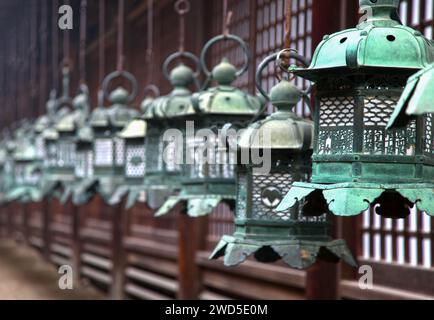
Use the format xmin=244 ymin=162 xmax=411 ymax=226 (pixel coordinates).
xmin=162 ymin=51 xmax=201 ymax=80
xmin=143 ymin=84 xmax=160 ymax=99
xmin=174 ymin=0 xmax=190 ymax=16
xmin=102 ymin=70 xmax=138 ymax=102
xmin=256 ymin=49 xmax=311 ymax=100
xmin=200 ymin=34 xmax=251 ymax=78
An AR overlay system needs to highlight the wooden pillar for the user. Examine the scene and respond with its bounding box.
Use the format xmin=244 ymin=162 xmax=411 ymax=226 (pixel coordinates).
xmin=70 ymin=201 xmax=83 ymax=285
xmin=110 ymin=200 xmax=128 ymax=300
xmin=177 ymin=204 xmax=208 ymax=300
xmin=41 ymin=198 xmax=52 ymax=261
xmin=22 ymin=202 xmax=30 ymax=245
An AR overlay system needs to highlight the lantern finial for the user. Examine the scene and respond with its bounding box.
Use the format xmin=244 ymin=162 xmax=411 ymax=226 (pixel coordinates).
xmin=358 ymin=0 xmax=401 ymax=26
xmin=169 ymin=63 xmax=195 ymax=87
xmin=212 ymin=58 xmax=237 ymax=85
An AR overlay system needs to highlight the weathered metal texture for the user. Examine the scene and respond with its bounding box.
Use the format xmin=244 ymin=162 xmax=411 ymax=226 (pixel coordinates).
xmin=88 ymin=71 xmax=139 ymax=204
xmin=5 ymin=121 xmax=43 ymax=203
xmin=210 ymin=51 xmax=356 ymax=269
xmin=279 ymin=0 xmax=434 ymax=219
xmin=142 ymin=54 xmax=199 ymax=210
xmin=388 ymin=63 xmax=434 ymax=128
xmin=209 ymin=235 xmax=357 ymax=270
xmin=156 ymin=35 xmax=264 ymax=218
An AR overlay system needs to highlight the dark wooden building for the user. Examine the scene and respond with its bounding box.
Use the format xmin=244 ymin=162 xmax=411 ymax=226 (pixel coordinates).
xmin=0 ymin=0 xmax=433 ymax=300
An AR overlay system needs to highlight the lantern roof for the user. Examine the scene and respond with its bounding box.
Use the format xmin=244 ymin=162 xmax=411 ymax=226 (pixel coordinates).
xmin=145 ymin=64 xmax=196 ymax=120
xmin=296 ymin=0 xmax=434 ymax=80
xmin=388 ymin=62 xmax=434 ymax=128
xmin=13 ymin=138 xmax=37 ymax=161
xmin=76 ymin=125 xmax=94 ymax=143
xmin=118 ymin=119 xmax=147 ymax=139
xmin=89 ymin=87 xmax=139 ymax=128
xmin=42 ymin=127 xmax=59 ymax=141
xmin=238 ymin=111 xmax=313 ymax=150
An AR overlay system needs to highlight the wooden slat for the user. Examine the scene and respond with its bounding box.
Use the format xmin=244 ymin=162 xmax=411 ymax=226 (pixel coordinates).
xmin=81 ymin=253 xmax=112 ymax=270
xmin=125 ymin=283 xmax=172 ymax=300
xmin=127 ymin=253 xmax=178 ymax=278
xmin=81 ymin=266 xmax=112 ymax=285
xmin=125 ymin=267 xmax=178 ymax=293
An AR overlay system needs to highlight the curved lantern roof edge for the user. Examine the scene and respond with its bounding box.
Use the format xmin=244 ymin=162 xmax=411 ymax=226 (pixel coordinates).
xmin=295 ymin=4 xmax=434 ymax=81
xmin=388 ymin=62 xmax=434 ymax=128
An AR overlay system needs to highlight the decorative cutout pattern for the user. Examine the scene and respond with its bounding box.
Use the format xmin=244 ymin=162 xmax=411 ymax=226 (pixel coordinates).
xmin=252 ymin=172 xmax=293 ymax=221
xmin=126 ymin=145 xmax=146 ymax=177
xmin=317 ymin=96 xmax=355 ymax=155
xmin=425 ymin=114 xmax=433 ymax=155
xmin=363 ymin=96 xmax=416 ymax=156
xmin=114 ymin=138 xmax=125 ymax=166
xmin=94 ymin=139 xmax=113 ymax=166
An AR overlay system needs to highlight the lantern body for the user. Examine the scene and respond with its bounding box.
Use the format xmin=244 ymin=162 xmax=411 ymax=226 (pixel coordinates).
xmin=143 ymin=65 xmax=197 ymax=209
xmin=156 ymin=59 xmax=265 ymax=217
xmin=277 ymin=0 xmax=434 ymax=217
xmin=89 ymin=88 xmax=139 ymax=202
xmin=211 ymin=105 xmax=356 ymax=269
xmin=6 ymin=123 xmax=43 ymax=203
xmin=114 ymin=119 xmax=147 ymax=209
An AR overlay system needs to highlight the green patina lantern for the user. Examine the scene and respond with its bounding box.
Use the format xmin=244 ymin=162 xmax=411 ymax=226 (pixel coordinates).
xmin=114 ymin=85 xmax=160 ymax=209
xmin=41 ymin=69 xmax=76 ymax=198
xmin=142 ymin=52 xmax=201 ymax=210
xmin=59 ymin=85 xmax=93 ymax=205
xmin=388 ymin=62 xmax=434 ymax=128
xmin=156 ymin=34 xmax=265 ymax=218
xmin=0 ymin=129 xmax=17 ymax=204
xmin=210 ymin=51 xmax=356 ymax=269
xmin=277 ymin=0 xmax=434 ymax=218
xmin=5 ymin=121 xmax=43 ymax=203
xmin=88 ymin=71 xmax=139 ymax=203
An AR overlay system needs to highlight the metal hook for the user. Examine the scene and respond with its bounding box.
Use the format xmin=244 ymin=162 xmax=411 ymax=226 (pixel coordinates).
xmin=174 ymin=0 xmax=190 ymax=15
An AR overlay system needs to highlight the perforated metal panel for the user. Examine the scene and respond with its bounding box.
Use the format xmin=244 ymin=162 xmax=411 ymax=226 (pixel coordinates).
xmin=188 ymin=137 xmax=205 ymax=179
xmin=14 ymin=164 xmax=25 ymax=184
xmin=317 ymin=97 xmax=355 ymax=155
xmin=35 ymin=135 xmax=45 ymax=159
xmin=235 ymin=172 xmax=248 ymax=219
xmin=145 ymin=134 xmax=163 ymax=172
xmin=94 ymin=138 xmax=113 ymax=166
xmin=57 ymin=141 xmax=76 ymax=167
xmin=252 ymin=172 xmax=293 ymax=221
xmin=363 ymin=96 xmax=416 ymax=156
xmin=126 ymin=145 xmax=146 ymax=177
xmin=75 ymin=151 xmax=86 ymax=178
xmin=45 ymin=142 xmax=58 ymax=168
xmin=425 ymin=114 xmax=433 ymax=155
xmin=165 ymin=139 xmax=181 ymax=173
xmin=114 ymin=138 xmax=125 ymax=166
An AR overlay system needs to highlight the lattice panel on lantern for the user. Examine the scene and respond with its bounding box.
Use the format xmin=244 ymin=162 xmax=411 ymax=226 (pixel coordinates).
xmin=363 ymin=96 xmax=417 ymax=156
xmin=425 ymin=113 xmax=433 ymax=155
xmin=317 ymin=97 xmax=355 ymax=155
xmin=236 ymin=173 xmax=248 ymax=219
xmin=145 ymin=134 xmax=163 ymax=172
xmin=252 ymin=171 xmax=293 ymax=221
xmin=114 ymin=138 xmax=125 ymax=166
xmin=57 ymin=141 xmax=76 ymax=167
xmin=35 ymin=136 xmax=45 ymax=159
xmin=187 ymin=137 xmax=205 ymax=179
xmin=45 ymin=142 xmax=58 ymax=167
xmin=94 ymin=139 xmax=113 ymax=166
xmin=75 ymin=151 xmax=86 ymax=178
xmin=15 ymin=164 xmax=25 ymax=184
xmin=126 ymin=145 xmax=146 ymax=178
